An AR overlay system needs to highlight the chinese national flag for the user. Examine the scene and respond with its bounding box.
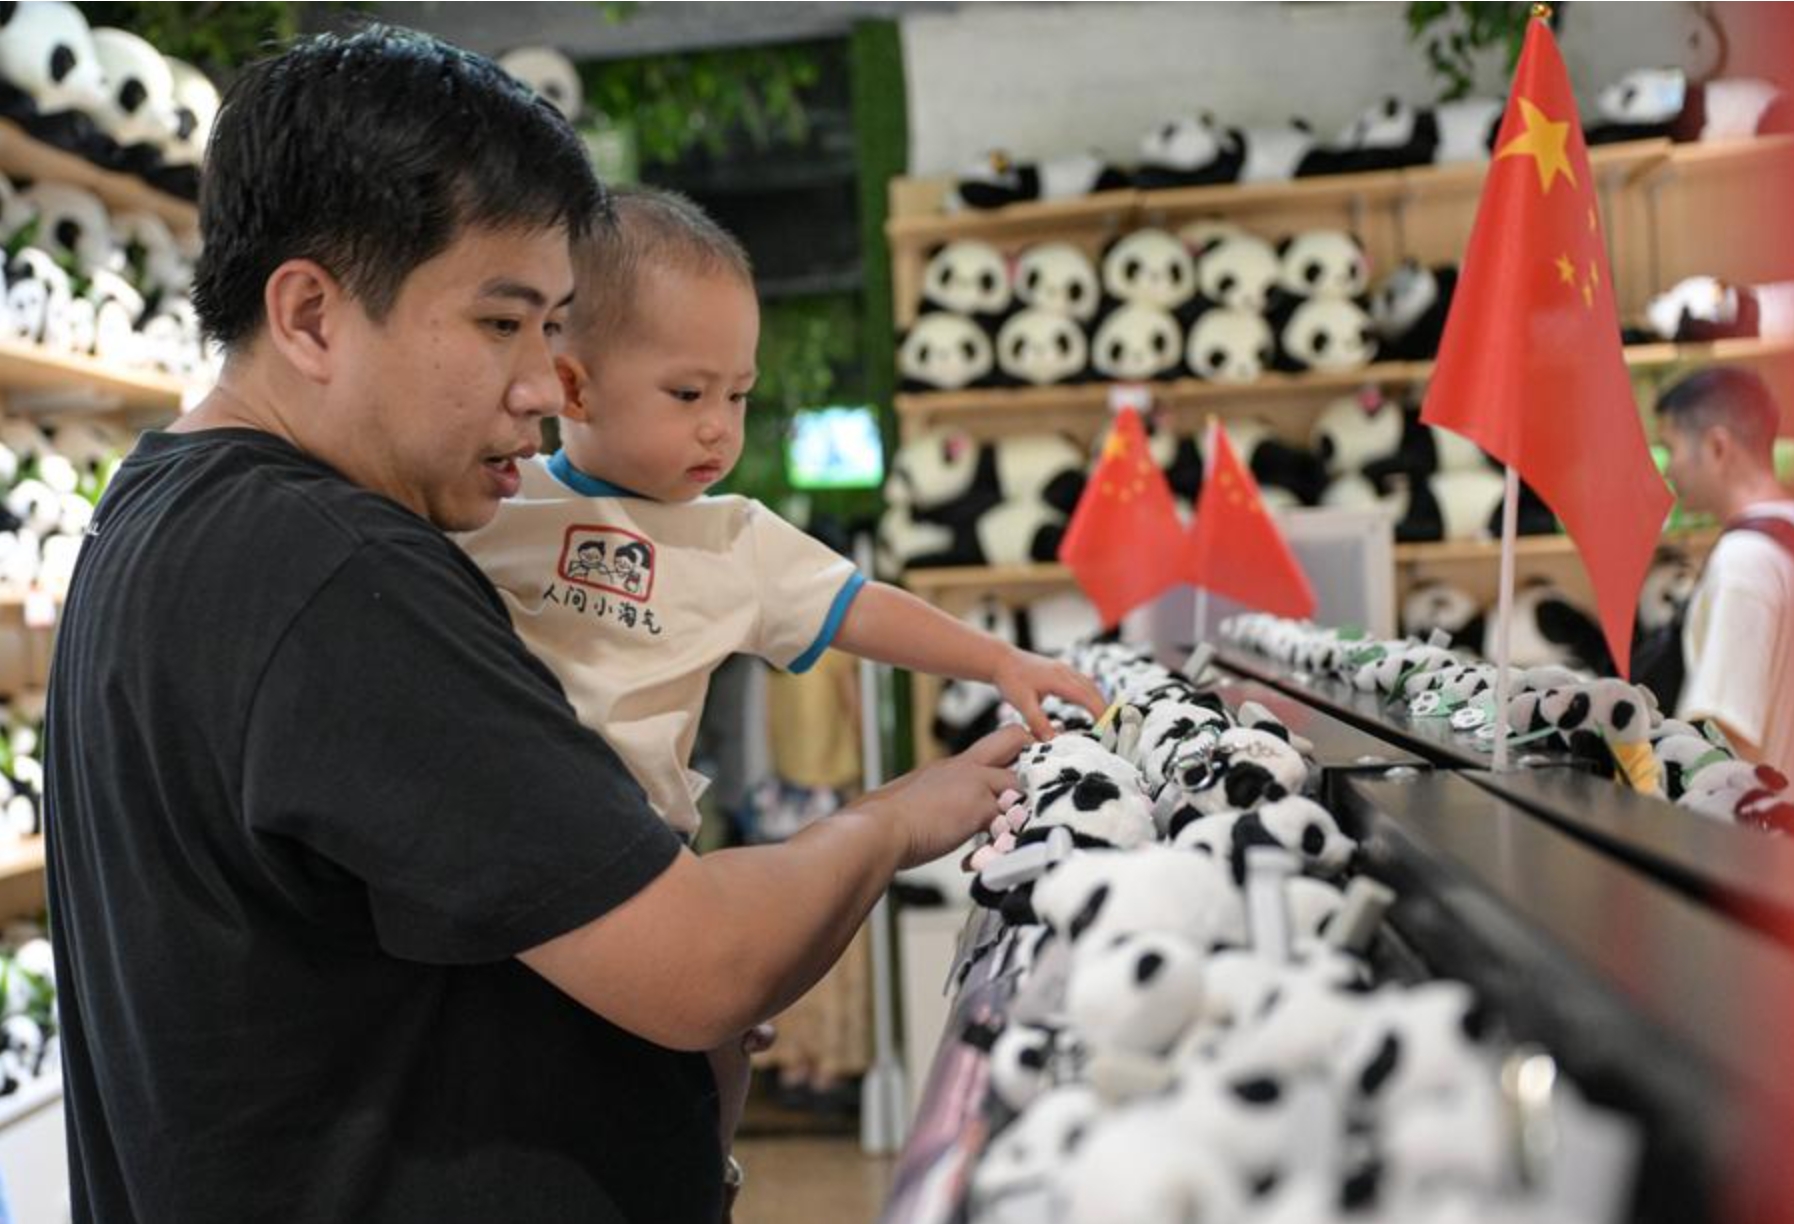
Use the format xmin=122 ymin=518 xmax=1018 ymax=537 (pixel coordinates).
xmin=1185 ymin=421 xmax=1317 ymax=619
xmin=1057 ymin=407 xmax=1189 ymax=628
xmin=1421 ymin=16 xmax=1673 ymax=677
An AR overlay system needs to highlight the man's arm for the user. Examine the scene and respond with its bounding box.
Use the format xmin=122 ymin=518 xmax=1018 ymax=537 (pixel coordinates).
xmin=830 ymin=580 xmax=1106 ymax=738
xmin=520 ymin=725 xmax=1027 ymax=1051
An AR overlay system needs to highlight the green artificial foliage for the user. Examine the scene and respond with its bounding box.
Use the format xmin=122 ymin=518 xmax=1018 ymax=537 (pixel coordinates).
xmin=75 ymin=2 xmax=318 ymax=75
xmin=579 ymin=44 xmax=823 ymax=168
xmin=1406 ymin=2 xmax=1547 ymax=101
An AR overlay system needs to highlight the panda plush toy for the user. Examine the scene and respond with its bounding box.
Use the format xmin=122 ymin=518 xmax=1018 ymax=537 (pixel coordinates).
xmin=1014 ymin=242 xmax=1100 ymax=324
xmin=90 ymin=27 xmax=178 ymax=177
xmin=497 ymin=46 xmax=584 ymax=122
xmin=996 ymin=308 xmax=1088 ymax=387
xmin=1487 ymin=578 xmax=1613 ymax=674
xmin=1401 ymin=578 xmax=1486 ymax=653
xmin=0 ymin=1 xmax=111 ymax=160
xmin=1091 ymin=302 xmax=1184 ymax=382
xmin=1587 ymin=67 xmax=1691 ymax=144
xmin=1194 ymin=231 xmax=1279 ymax=314
xmin=1133 ymin=113 xmax=1244 ymax=189
xmin=976 ymin=432 xmax=1088 ymax=564
xmin=1306 ymin=96 xmax=1440 ymax=175
xmin=1433 ymin=97 xmax=1506 ymax=163
xmin=876 ymin=429 xmax=996 ymax=571
xmin=1275 ymin=230 xmax=1370 ymax=300
xmin=952 ymin=149 xmax=1129 ymax=211
xmin=1145 ymin=417 xmax=1204 ymax=509
xmin=1311 ymin=390 xmax=1405 ymax=507
xmin=1370 ymin=260 xmax=1458 ymax=361
xmin=1185 ymin=303 xmax=1273 ymax=384
xmin=897 ymin=313 xmax=995 ymax=392
xmin=919 ymin=239 xmax=1013 ymax=325
xmin=1235 ymin=119 xmax=1320 ymax=185
xmin=1268 ymin=295 xmax=1377 ymax=375
xmin=1645 ymin=274 xmax=1794 ymax=343
xmin=151 ymin=58 xmax=221 ymax=201
xmin=1226 ymin=418 xmax=1329 ymax=508
xmin=1100 ymin=229 xmax=1198 ymax=318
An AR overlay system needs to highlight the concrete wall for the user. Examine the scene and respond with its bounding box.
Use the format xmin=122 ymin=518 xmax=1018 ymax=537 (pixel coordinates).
xmin=900 ymin=2 xmax=1701 ymax=176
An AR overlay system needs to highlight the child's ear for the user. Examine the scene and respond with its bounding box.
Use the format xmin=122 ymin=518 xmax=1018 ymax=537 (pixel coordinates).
xmin=555 ymin=355 xmax=591 ymax=421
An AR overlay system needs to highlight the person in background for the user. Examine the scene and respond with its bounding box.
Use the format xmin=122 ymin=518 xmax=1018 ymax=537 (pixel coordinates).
xmin=1655 ymin=366 xmax=1794 ymax=779
xmin=44 ymin=26 xmax=1024 ymax=1224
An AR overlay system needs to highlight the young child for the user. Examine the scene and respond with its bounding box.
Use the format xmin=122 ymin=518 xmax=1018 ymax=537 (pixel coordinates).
xmin=455 ymin=184 xmax=1103 ymax=1156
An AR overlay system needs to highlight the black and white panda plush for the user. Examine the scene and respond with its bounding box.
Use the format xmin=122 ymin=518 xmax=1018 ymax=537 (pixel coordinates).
xmin=4 ymin=248 xmax=71 ymax=346
xmin=1226 ymin=419 xmax=1329 ymax=508
xmin=1636 ymin=547 xmax=1699 ymax=636
xmin=996 ymin=308 xmax=1088 ymax=387
xmin=1312 ymin=390 xmax=1404 ymax=506
xmin=1268 ymin=295 xmax=1377 ymax=374
xmin=1235 ymin=120 xmax=1319 ymax=184
xmin=1014 ymin=242 xmax=1100 ymax=323
xmin=497 ymin=46 xmax=584 ymax=121
xmin=953 ymin=149 xmax=1129 ymax=211
xmin=90 ymin=27 xmax=177 ymax=176
xmin=0 ymin=1 xmax=110 ymax=159
xmin=1306 ymin=96 xmax=1440 ymax=175
xmin=1186 ymin=303 xmax=1273 ymax=384
xmin=1145 ymin=417 xmax=1204 ymax=508
xmin=1369 ymin=261 xmax=1458 ymax=361
xmin=876 ymin=428 xmax=997 ymax=572
xmin=897 ymin=313 xmax=995 ymax=392
xmin=1275 ymin=230 xmax=1369 ymax=300
xmin=1587 ymin=67 xmax=1693 ymax=145
xmin=19 ymin=181 xmax=115 ymax=275
xmin=1194 ymin=232 xmax=1279 ymax=313
xmin=1090 ymin=302 xmax=1183 ymax=382
xmin=1100 ymin=229 xmax=1197 ymax=316
xmin=1646 ymin=275 xmax=1763 ymax=342
xmin=152 ymin=57 xmax=220 ymax=201
xmin=1134 ymin=113 xmax=1244 ymax=189
xmin=1433 ymin=97 xmax=1506 ymax=163
xmin=1487 ymin=578 xmax=1613 ymax=673
xmin=919 ymin=239 xmax=1012 ymax=323
xmin=977 ymin=433 xmax=1088 ymax=564
xmin=1401 ymin=578 xmax=1485 ymax=653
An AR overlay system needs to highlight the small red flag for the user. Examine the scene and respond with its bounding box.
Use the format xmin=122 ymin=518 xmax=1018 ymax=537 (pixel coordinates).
xmin=1058 ymin=406 xmax=1189 ymax=628
xmin=1420 ymin=16 xmax=1673 ymax=677
xmin=1185 ymin=421 xmax=1317 ymax=619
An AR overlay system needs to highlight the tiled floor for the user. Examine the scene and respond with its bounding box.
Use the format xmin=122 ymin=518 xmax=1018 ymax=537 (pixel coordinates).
xmin=732 ymin=1136 xmax=896 ymax=1224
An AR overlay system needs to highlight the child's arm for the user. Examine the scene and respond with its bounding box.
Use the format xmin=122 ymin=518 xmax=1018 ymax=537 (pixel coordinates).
xmin=832 ymin=581 xmax=1105 ymax=739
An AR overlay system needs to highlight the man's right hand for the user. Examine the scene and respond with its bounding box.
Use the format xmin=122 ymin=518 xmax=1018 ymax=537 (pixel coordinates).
xmin=859 ymin=725 xmax=1027 ymax=869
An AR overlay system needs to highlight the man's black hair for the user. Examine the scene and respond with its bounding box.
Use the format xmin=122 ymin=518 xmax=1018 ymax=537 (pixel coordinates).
xmin=192 ymin=24 xmax=604 ymax=350
xmin=1656 ymin=366 xmax=1780 ymax=461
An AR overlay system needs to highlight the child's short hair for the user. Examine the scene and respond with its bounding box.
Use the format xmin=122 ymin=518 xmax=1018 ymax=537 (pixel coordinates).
xmin=571 ymin=185 xmax=752 ymax=348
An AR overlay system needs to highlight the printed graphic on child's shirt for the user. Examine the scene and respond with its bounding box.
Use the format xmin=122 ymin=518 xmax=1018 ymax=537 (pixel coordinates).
xmin=557 ymin=524 xmax=656 ymax=602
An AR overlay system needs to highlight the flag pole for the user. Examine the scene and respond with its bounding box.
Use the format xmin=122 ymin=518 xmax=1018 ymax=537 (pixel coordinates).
xmin=1194 ymin=415 xmax=1218 ymax=645
xmin=1490 ymin=464 xmax=1521 ymax=772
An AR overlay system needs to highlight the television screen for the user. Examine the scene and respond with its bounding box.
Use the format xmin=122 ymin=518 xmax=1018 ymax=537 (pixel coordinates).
xmin=785 ymin=406 xmax=885 ymax=490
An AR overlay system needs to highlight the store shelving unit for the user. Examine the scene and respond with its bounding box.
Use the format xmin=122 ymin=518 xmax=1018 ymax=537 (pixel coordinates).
xmin=0 ymin=118 xmax=199 ymax=238
xmin=885 ymin=134 xmax=1794 ymax=762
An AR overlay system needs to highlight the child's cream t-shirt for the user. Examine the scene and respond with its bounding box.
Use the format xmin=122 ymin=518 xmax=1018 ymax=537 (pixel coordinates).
xmin=457 ymin=453 xmax=863 ymax=836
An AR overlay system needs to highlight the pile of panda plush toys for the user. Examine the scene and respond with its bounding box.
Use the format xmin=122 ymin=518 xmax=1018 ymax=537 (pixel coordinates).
xmin=0 ymin=167 xmax=210 ymax=384
xmin=0 ymin=414 xmax=130 ymax=602
xmin=949 ymin=640 xmax=1639 ymax=1224
xmin=948 ymin=64 xmax=1786 ymax=213
xmin=0 ymin=2 xmax=219 ymax=200
xmin=1222 ymin=613 xmax=1794 ymax=834
xmin=0 ymin=921 xmax=55 ymax=1101
xmin=898 ymin=223 xmax=1403 ymax=396
xmin=0 ymin=693 xmax=44 ymax=842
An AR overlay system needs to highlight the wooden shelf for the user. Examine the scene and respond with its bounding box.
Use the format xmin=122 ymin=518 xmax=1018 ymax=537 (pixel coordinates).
xmin=894 ymin=338 xmax=1794 ymax=439
xmin=0 ymin=337 xmax=186 ymax=416
xmin=1394 ymin=527 xmax=1721 ymax=566
xmin=903 ymin=562 xmax=1074 ymax=604
xmin=0 ymin=118 xmax=198 ymax=238
xmin=0 ymin=835 xmax=45 ymax=923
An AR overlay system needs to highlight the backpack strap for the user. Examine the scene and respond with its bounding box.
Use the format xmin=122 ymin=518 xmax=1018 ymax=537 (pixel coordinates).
xmin=1725 ymin=513 xmax=1794 ymax=561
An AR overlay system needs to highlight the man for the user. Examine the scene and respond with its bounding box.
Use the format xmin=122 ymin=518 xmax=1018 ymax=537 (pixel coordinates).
xmin=1656 ymin=366 xmax=1794 ymax=778
xmin=44 ymin=27 xmax=1021 ymax=1224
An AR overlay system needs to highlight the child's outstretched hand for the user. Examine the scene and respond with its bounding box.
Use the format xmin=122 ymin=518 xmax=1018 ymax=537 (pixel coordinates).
xmin=992 ymin=646 xmax=1106 ymax=741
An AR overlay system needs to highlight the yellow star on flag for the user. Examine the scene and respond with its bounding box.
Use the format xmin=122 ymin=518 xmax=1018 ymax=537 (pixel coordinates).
xmin=1581 ymin=280 xmax=1593 ymax=309
xmin=1102 ymin=432 xmax=1130 ymax=462
xmin=1556 ymin=253 xmax=1576 ymax=285
xmin=1496 ymin=97 xmax=1576 ymax=194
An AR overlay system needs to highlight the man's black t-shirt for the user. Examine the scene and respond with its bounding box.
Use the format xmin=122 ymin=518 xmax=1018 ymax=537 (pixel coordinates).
xmin=44 ymin=430 xmax=721 ymax=1223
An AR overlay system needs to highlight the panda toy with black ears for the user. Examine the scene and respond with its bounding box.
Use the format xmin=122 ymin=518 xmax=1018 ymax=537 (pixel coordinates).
xmin=1268 ymin=295 xmax=1378 ymax=375
xmin=952 ymin=149 xmax=1129 ymax=211
xmin=1133 ymin=113 xmax=1244 ymax=188
xmin=1100 ymin=228 xmax=1198 ymax=319
xmin=0 ymin=1 xmax=111 ymax=160
xmin=918 ymin=239 xmax=1013 ymax=328
xmin=1185 ymin=303 xmax=1273 ymax=384
xmin=896 ymin=313 xmax=995 ymax=392
xmin=1275 ymin=229 xmax=1370 ymax=301
xmin=1370 ymin=260 xmax=1459 ymax=361
xmin=1014 ymin=242 xmax=1100 ymax=324
xmin=1304 ymin=95 xmax=1440 ymax=175
xmin=1193 ymin=231 xmax=1280 ymax=314
xmin=996 ymin=308 xmax=1088 ymax=387
xmin=1090 ymin=302 xmax=1184 ymax=382
xmin=89 ymin=27 xmax=179 ymax=178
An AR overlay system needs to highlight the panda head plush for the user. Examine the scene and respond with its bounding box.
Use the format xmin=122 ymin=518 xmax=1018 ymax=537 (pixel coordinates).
xmin=1033 ymin=845 xmax=1245 ymax=957
xmin=1269 ymin=295 xmax=1377 ymax=374
xmin=114 ymin=210 xmax=192 ymax=301
xmin=1400 ymin=578 xmax=1485 ymax=652
xmin=1434 ymin=96 xmax=1505 ymax=163
xmin=1310 ymin=390 xmax=1402 ymax=478
xmin=159 ymin=58 xmax=220 ymax=172
xmin=1330 ymin=95 xmax=1440 ymax=170
xmin=1194 ymin=232 xmax=1279 ymax=313
xmin=1134 ymin=113 xmax=1243 ymax=189
xmin=1185 ymin=303 xmax=1271 ymax=384
xmin=19 ymin=182 xmax=115 ymax=276
xmin=1369 ymin=260 xmax=1458 ymax=361
xmin=90 ymin=27 xmax=178 ymax=154
xmin=1589 ymin=67 xmax=1688 ymax=144
xmin=897 ymin=313 xmax=995 ymax=392
xmin=1100 ymin=229 xmax=1196 ymax=314
xmin=996 ymin=307 xmax=1088 ymax=387
xmin=1091 ymin=302 xmax=1183 ymax=382
xmin=496 ymin=46 xmax=584 ymax=121
xmin=1647 ymin=275 xmax=1759 ymax=343
xmin=0 ymin=2 xmax=109 ymax=129
xmin=1275 ymin=229 xmax=1369 ymax=299
xmin=921 ymin=239 xmax=1012 ymax=320
xmin=1637 ymin=547 xmax=1699 ymax=635
xmin=1014 ymin=242 xmax=1100 ymax=323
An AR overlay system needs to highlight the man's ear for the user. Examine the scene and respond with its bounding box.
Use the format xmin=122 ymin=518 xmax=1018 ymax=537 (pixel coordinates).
xmin=263 ymin=258 xmax=344 ymax=383
xmin=556 ymin=355 xmax=591 ymax=421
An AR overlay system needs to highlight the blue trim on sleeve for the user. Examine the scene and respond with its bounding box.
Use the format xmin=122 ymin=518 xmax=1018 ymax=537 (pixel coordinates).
xmin=787 ymin=571 xmax=866 ymax=674
xmin=548 ymin=450 xmax=648 ymax=499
